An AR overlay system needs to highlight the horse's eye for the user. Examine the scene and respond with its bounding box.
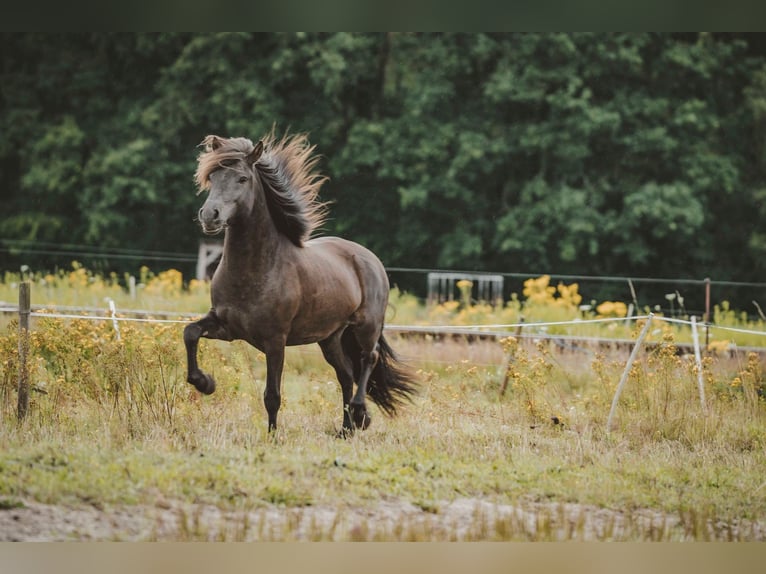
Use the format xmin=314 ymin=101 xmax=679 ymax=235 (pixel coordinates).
xmin=238 ymin=176 xmax=249 ymax=184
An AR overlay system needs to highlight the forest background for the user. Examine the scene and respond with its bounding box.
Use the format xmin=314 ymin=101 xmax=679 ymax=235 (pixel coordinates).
xmin=1 ymin=32 xmax=765 ymax=308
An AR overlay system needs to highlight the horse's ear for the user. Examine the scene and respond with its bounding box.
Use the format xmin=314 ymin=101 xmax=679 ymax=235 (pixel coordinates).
xmin=202 ymin=135 xmax=223 ymax=151
xmin=248 ymin=140 xmax=264 ymax=166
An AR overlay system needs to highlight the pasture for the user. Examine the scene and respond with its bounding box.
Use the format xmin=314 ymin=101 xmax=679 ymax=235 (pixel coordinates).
xmin=1 ymin=268 xmax=766 ymax=540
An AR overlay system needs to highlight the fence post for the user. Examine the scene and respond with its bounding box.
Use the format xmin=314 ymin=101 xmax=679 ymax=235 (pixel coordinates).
xmin=690 ymin=315 xmax=707 ymax=413
xmin=17 ymin=281 xmax=31 ymax=421
xmin=704 ymin=277 xmax=711 ymax=347
xmin=606 ymin=313 xmax=653 ymax=433
xmin=107 ymin=298 xmax=121 ymax=340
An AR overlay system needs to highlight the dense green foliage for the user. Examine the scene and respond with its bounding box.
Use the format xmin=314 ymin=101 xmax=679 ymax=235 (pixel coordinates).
xmin=2 ymin=33 xmax=765 ymax=287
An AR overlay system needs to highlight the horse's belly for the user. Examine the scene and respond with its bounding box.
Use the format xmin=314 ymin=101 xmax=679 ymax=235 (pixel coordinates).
xmin=285 ymin=333 xmax=330 ymax=346
xmin=285 ymin=314 xmax=349 ymax=346
xmin=285 ymin=271 xmax=362 ymax=345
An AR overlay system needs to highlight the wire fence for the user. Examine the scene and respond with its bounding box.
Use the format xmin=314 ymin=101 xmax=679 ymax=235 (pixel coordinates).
xmin=4 ymin=300 xmax=766 ymax=344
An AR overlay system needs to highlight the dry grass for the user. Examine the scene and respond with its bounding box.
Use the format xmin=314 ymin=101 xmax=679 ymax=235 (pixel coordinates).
xmin=1 ymin=310 xmax=765 ymax=540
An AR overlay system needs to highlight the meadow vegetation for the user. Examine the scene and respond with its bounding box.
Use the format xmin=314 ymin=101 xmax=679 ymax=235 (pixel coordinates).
xmin=0 ymin=266 xmax=765 ymax=540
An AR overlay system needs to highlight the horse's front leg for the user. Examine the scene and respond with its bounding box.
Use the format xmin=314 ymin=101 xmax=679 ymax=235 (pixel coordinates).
xmin=263 ymin=341 xmax=286 ymax=433
xmin=183 ymin=311 xmax=228 ymax=395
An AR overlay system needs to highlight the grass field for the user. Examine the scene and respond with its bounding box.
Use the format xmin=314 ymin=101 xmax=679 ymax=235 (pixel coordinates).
xmin=1 ymin=268 xmax=765 ymax=540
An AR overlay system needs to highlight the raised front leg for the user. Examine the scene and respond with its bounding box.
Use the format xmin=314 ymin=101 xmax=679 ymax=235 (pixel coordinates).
xmin=183 ymin=311 xmax=228 ymax=395
xmin=263 ymin=342 xmax=286 ymax=433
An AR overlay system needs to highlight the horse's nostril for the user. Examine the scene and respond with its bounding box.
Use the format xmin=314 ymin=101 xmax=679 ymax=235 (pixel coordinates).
xmin=200 ymin=206 xmax=221 ymax=223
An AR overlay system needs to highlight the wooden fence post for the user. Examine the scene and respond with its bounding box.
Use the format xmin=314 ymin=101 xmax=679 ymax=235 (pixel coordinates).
xmin=17 ymin=281 xmax=30 ymax=421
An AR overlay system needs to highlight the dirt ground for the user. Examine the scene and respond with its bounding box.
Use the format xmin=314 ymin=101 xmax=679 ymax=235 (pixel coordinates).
xmin=1 ymin=497 xmax=761 ymax=541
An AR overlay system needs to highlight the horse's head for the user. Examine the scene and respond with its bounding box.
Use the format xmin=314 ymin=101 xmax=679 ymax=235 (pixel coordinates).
xmin=196 ymin=136 xmax=263 ymax=235
xmin=195 ymin=130 xmax=328 ymax=245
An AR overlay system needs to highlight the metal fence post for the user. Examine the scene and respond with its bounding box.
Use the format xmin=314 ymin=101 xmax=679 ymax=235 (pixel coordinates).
xmin=17 ymin=281 xmax=30 ymax=421
xmin=691 ymin=316 xmax=707 ymax=413
xmin=704 ymin=277 xmax=711 ymax=347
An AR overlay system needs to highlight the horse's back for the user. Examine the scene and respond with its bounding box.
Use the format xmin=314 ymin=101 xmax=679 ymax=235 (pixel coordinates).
xmin=306 ymin=237 xmax=386 ymax=277
xmin=303 ymin=236 xmax=389 ymax=309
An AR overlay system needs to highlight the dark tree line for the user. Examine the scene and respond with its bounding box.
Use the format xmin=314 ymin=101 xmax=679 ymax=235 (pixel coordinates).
xmin=1 ymin=33 xmax=765 ymax=302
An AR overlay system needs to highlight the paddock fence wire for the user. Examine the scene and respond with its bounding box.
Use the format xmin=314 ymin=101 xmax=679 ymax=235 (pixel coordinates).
xmin=4 ymin=301 xmax=766 ymax=343
xmin=4 ymin=294 xmax=766 ymax=349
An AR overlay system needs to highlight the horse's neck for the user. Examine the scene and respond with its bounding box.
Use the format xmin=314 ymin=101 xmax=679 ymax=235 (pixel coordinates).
xmin=221 ymin=213 xmax=284 ymax=274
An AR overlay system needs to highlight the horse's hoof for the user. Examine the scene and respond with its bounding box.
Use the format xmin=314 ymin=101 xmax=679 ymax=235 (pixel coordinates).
xmin=188 ymin=372 xmax=216 ymax=395
xmin=349 ymin=403 xmax=371 ymax=430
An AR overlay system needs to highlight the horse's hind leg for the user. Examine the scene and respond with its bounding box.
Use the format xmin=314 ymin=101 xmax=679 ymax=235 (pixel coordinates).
xmin=183 ymin=311 xmax=228 ymax=395
xmin=319 ymin=329 xmax=357 ymax=435
xmin=348 ymin=323 xmax=381 ymax=430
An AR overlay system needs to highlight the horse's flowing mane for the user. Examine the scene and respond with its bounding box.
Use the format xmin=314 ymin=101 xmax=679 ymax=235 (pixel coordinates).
xmin=195 ymin=130 xmax=328 ymax=246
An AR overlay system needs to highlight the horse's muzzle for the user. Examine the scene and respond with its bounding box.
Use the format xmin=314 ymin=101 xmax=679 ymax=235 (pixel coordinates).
xmin=199 ymin=205 xmax=225 ymax=235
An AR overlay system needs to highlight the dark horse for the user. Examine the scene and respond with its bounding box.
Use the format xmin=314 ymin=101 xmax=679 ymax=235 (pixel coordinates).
xmin=184 ymin=131 xmax=417 ymax=434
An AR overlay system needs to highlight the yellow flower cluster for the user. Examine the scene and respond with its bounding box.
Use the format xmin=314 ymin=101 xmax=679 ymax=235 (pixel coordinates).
xmin=522 ymin=275 xmax=582 ymax=310
xmin=143 ymin=268 xmax=184 ymax=298
xmin=33 ymin=262 xmax=124 ymax=295
xmin=596 ymin=301 xmax=628 ymax=318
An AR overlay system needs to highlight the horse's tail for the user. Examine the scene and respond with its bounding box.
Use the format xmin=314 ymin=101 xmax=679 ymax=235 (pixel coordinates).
xmin=341 ymin=330 xmax=418 ymax=416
